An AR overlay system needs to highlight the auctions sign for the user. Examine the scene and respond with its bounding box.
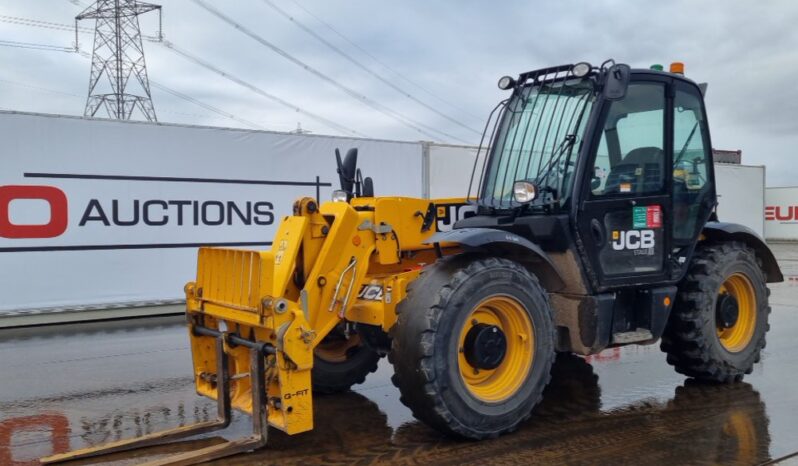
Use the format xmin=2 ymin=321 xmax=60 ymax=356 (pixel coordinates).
xmin=0 ymin=172 xmax=325 ymax=251
xmin=0 ymin=172 xmax=308 ymax=249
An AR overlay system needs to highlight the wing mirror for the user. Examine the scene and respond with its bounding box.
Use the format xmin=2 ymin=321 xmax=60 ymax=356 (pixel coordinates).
xmin=603 ymin=63 xmax=631 ymax=101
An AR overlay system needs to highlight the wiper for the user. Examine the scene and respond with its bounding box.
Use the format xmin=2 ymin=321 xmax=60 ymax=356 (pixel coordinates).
xmin=674 ymin=120 xmax=699 ymax=166
xmin=534 ymin=134 xmax=577 ymax=194
xmin=505 ymin=134 xmax=576 ymax=212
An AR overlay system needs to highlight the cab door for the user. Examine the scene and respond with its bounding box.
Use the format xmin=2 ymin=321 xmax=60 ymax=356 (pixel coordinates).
xmin=576 ymin=78 xmax=673 ymax=289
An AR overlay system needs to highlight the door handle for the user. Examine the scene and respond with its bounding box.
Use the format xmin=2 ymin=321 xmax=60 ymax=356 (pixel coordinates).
xmin=590 ymin=218 xmax=605 ymax=245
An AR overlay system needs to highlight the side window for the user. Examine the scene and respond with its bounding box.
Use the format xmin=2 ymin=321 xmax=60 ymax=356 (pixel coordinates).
xmin=592 ymin=83 xmax=666 ymax=196
xmin=672 ymin=88 xmax=712 ymax=243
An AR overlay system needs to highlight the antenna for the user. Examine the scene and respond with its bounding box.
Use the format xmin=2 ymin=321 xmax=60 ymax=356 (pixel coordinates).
xmin=76 ymin=0 xmax=162 ymax=121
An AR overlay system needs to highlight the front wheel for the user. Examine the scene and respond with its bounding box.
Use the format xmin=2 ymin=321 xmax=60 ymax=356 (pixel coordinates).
xmin=390 ymin=255 xmax=556 ymax=439
xmin=312 ymin=328 xmax=381 ymax=394
xmin=661 ymin=242 xmax=770 ymax=382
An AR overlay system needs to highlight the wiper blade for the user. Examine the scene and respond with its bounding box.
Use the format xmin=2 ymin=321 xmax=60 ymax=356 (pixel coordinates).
xmin=535 ymin=134 xmax=576 ymax=189
xmin=504 ymin=134 xmax=576 ymax=213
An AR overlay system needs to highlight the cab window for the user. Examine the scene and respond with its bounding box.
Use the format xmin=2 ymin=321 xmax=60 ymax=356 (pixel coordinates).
xmin=672 ymin=87 xmax=713 ymax=243
xmin=591 ymin=83 xmax=666 ymax=196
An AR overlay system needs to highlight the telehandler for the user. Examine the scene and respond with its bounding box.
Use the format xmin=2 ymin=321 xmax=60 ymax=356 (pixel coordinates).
xmin=43 ymin=60 xmax=782 ymax=465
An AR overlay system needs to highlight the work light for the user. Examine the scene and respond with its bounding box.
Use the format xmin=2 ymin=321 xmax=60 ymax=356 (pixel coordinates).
xmin=512 ymin=181 xmax=537 ymax=203
xmin=331 ymin=190 xmax=349 ymax=202
xmin=572 ymin=62 xmax=591 ymax=78
xmin=497 ymin=76 xmax=515 ymax=90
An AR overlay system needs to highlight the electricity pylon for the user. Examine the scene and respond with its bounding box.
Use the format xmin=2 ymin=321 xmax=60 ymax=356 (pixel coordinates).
xmin=76 ymin=0 xmax=162 ymax=121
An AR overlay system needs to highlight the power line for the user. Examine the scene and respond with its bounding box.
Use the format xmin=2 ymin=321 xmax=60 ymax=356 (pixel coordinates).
xmin=64 ymin=0 xmax=370 ymax=136
xmin=286 ymin=0 xmax=484 ymax=123
xmin=6 ymin=11 xmax=372 ymax=137
xmin=258 ymin=0 xmax=480 ymax=136
xmin=161 ymin=40 xmax=369 ymax=137
xmin=0 ymin=39 xmax=74 ymax=52
xmin=0 ymin=76 xmax=204 ymax=118
xmin=0 ymin=14 xmax=159 ymax=41
xmin=0 ymin=14 xmax=89 ymax=33
xmin=192 ymin=0 xmax=468 ymax=144
xmin=149 ymin=81 xmax=267 ymax=130
xmin=0 ymin=78 xmax=82 ymax=97
xmin=0 ymin=36 xmax=270 ymax=131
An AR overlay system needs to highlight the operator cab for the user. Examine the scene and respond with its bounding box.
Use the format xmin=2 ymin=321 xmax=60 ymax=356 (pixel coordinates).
xmin=462 ymin=60 xmax=717 ymax=292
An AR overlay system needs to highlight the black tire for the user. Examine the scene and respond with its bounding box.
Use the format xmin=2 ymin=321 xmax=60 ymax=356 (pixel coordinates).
xmin=389 ymin=254 xmax=556 ymax=439
xmin=312 ymin=329 xmax=381 ymax=394
xmin=661 ymin=241 xmax=770 ymax=383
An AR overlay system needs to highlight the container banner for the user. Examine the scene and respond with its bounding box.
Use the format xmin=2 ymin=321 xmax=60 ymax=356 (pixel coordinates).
xmin=765 ymin=187 xmax=798 ymax=241
xmin=0 ymin=112 xmax=421 ymax=312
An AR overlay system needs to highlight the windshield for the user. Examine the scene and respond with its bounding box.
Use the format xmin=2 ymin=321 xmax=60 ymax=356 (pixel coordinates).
xmin=478 ymin=78 xmax=595 ymax=208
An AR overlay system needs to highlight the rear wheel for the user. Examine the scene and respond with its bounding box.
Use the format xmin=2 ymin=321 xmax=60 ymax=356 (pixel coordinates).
xmin=390 ymin=255 xmax=556 ymax=438
xmin=661 ymin=242 xmax=770 ymax=382
xmin=312 ymin=328 xmax=381 ymax=394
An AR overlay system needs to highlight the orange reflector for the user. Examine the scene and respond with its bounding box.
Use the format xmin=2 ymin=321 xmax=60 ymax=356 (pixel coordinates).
xmin=664 ymin=296 xmax=672 ymax=307
xmin=352 ymin=235 xmax=361 ymax=246
xmin=669 ymin=62 xmax=684 ymax=74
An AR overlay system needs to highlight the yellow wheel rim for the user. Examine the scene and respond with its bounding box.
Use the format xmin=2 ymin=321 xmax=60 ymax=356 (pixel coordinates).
xmin=458 ymin=295 xmax=534 ymax=403
xmin=315 ymin=334 xmax=361 ymax=363
xmin=717 ymin=273 xmax=757 ymax=353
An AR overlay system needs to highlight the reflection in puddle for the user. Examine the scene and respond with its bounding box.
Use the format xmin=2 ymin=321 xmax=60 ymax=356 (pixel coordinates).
xmin=1 ymin=352 xmax=771 ymax=465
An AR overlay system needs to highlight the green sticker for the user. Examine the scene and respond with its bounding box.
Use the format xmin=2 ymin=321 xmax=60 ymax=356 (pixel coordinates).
xmin=633 ymin=206 xmax=647 ymax=229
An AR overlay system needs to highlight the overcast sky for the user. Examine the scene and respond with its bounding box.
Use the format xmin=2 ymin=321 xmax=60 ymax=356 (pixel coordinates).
xmin=1 ymin=0 xmax=797 ymax=185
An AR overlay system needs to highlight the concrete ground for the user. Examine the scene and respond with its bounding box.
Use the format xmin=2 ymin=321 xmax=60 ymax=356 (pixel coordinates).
xmin=1 ymin=244 xmax=797 ymax=465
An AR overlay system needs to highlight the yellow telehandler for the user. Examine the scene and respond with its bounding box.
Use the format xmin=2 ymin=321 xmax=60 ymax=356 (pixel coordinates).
xmin=43 ymin=60 xmax=782 ymax=465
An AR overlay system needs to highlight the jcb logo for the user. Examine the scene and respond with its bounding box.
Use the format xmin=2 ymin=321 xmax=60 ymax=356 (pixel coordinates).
xmin=436 ymin=202 xmax=477 ymax=232
xmin=612 ymin=229 xmax=655 ymax=251
xmin=0 ymin=185 xmax=68 ymax=239
xmin=357 ymin=284 xmax=383 ymax=301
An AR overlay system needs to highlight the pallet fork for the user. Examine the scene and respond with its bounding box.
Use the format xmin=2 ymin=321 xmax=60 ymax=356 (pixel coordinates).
xmin=41 ymin=330 xmax=272 ymax=466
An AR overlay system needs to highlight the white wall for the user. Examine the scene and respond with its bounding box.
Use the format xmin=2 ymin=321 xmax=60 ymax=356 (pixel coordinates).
xmin=427 ymin=143 xmax=482 ymax=199
xmin=0 ymin=112 xmax=421 ymax=312
xmin=715 ymin=164 xmax=765 ymax=238
xmin=765 ymin=187 xmax=798 ymax=241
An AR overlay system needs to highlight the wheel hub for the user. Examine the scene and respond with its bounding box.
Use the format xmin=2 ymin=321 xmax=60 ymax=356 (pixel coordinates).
xmin=716 ymin=293 xmax=740 ymax=329
xmin=463 ymin=323 xmax=507 ymax=370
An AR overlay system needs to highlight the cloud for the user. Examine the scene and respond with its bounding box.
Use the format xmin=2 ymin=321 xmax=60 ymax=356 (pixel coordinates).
xmin=0 ymin=0 xmax=796 ymax=184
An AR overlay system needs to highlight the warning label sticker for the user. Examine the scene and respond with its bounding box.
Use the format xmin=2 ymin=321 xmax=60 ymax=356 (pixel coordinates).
xmin=633 ymin=205 xmax=662 ymax=229
xmin=647 ymin=205 xmax=662 ymax=228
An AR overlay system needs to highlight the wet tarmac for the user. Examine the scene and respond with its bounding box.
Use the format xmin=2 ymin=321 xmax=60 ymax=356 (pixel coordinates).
xmin=2 ymin=243 xmax=798 ymax=465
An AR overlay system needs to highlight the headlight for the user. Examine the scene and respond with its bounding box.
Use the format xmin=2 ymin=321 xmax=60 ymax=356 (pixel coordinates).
xmin=512 ymin=181 xmax=537 ymax=203
xmin=572 ymin=62 xmax=592 ymax=78
xmin=331 ymin=190 xmax=349 ymax=202
xmin=498 ymin=75 xmax=515 ymax=90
